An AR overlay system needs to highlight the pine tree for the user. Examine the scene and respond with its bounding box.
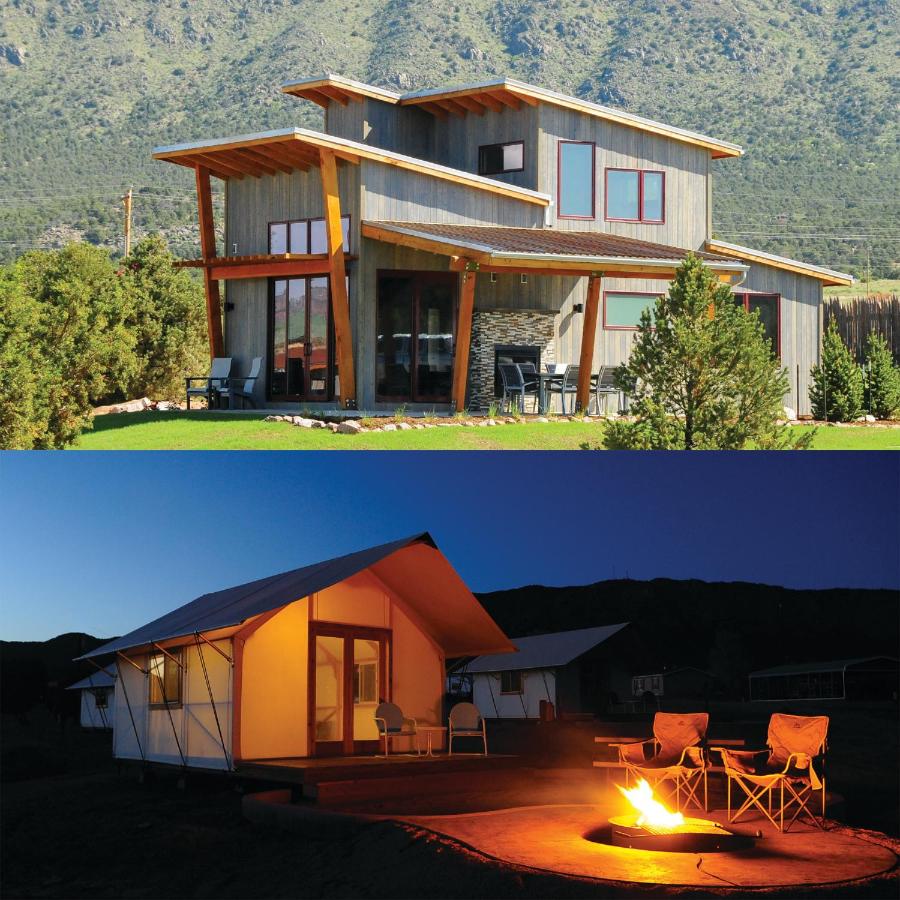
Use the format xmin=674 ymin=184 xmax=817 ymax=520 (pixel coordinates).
xmin=602 ymin=253 xmax=810 ymax=449
xmin=863 ymin=330 xmax=900 ymax=420
xmin=809 ymin=321 xmax=864 ymax=422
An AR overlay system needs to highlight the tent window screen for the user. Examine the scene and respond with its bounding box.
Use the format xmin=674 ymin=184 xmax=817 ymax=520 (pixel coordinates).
xmin=605 ymin=292 xmax=659 ymax=329
xmin=558 ymin=141 xmax=595 ymax=218
xmin=500 ymin=670 xmax=523 ymax=694
xmin=148 ymin=649 xmax=182 ymax=707
xmin=94 ymin=689 xmax=109 ymax=709
xmin=354 ymin=661 xmax=378 ymax=704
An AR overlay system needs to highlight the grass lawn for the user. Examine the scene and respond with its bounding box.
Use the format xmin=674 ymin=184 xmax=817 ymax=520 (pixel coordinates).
xmin=73 ymin=412 xmax=900 ymax=450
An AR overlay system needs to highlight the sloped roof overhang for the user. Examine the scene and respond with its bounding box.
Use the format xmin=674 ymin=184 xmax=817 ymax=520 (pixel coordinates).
xmin=363 ymin=222 xmax=749 ymax=279
xmin=77 ymin=533 xmax=514 ymax=662
xmin=705 ymin=239 xmax=854 ymax=287
xmin=280 ymin=74 xmax=742 ymax=159
xmin=153 ymin=128 xmax=550 ymax=207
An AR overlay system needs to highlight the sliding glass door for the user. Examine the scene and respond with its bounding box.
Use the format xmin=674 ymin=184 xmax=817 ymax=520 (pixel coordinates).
xmin=376 ymin=271 xmax=457 ymax=403
xmin=269 ymin=277 xmax=333 ymax=402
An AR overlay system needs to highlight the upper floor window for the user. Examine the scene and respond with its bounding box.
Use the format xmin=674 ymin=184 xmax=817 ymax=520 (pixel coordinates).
xmin=148 ymin=648 xmax=182 ymax=708
xmin=269 ymin=215 xmax=350 ymax=255
xmin=478 ymin=141 xmax=525 ymax=176
xmin=605 ymin=169 xmax=665 ymax=223
xmin=558 ymin=141 xmax=595 ymax=218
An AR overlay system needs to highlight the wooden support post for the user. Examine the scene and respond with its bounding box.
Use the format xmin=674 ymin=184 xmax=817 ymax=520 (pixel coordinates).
xmin=576 ymin=273 xmax=602 ymax=412
xmin=195 ymin=166 xmax=225 ymax=360
xmin=319 ymin=148 xmax=356 ymax=408
xmin=451 ymin=266 xmax=477 ymax=413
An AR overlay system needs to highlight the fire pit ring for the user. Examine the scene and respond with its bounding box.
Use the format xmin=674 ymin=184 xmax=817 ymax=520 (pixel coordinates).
xmin=608 ymin=814 xmax=753 ymax=853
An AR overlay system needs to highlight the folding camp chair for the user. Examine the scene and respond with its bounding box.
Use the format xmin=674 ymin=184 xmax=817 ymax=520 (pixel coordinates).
xmin=713 ymin=713 xmax=828 ymax=832
xmin=611 ymin=712 xmax=709 ymax=812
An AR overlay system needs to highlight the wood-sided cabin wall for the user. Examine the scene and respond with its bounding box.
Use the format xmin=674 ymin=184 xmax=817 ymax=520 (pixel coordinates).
xmin=222 ymin=163 xmax=360 ymax=406
xmin=537 ymin=105 xmax=711 ymax=251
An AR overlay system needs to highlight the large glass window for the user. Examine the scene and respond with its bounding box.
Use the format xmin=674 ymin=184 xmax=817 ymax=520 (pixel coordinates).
xmin=377 ymin=272 xmax=456 ymax=403
xmin=558 ymin=141 xmax=595 ymax=218
xmin=148 ymin=649 xmax=182 ymax=707
xmin=605 ymin=169 xmax=665 ymax=223
xmin=604 ymin=292 xmax=660 ymax=329
xmin=478 ymin=141 xmax=524 ymax=176
xmin=269 ymin=215 xmax=350 ymax=254
xmin=733 ymin=293 xmax=780 ymax=356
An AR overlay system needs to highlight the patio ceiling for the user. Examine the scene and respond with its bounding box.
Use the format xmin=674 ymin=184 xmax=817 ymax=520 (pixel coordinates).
xmin=361 ymin=222 xmax=748 ymax=278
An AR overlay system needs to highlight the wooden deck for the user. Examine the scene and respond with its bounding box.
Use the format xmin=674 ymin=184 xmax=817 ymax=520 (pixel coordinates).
xmin=236 ymin=753 xmax=525 ymax=803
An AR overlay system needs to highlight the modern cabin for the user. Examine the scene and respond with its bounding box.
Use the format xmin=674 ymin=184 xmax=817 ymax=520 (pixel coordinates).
xmin=749 ymin=657 xmax=900 ymax=703
xmin=462 ymin=624 xmax=641 ymax=719
xmin=75 ymin=534 xmax=513 ymax=770
xmin=66 ymin=668 xmax=117 ymax=730
xmin=154 ymin=74 xmax=853 ymax=415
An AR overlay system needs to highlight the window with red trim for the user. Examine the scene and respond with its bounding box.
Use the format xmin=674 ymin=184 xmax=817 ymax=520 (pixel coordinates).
xmin=605 ymin=169 xmax=665 ymax=223
xmin=558 ymin=141 xmax=595 ymax=218
xmin=732 ymin=292 xmax=780 ymax=357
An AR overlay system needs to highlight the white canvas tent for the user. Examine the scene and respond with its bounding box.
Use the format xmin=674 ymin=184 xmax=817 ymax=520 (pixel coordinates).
xmin=77 ymin=533 xmax=513 ymax=769
xmin=463 ymin=624 xmax=631 ymax=719
xmin=67 ymin=668 xmax=117 ymax=730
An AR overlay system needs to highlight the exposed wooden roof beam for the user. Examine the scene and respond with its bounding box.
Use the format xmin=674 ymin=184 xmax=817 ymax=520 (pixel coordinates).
xmin=215 ymin=148 xmax=278 ymax=177
xmin=316 ymin=85 xmax=352 ymax=106
xmin=238 ymin=146 xmax=295 ymax=175
xmin=490 ymin=90 xmax=522 ymax=111
xmin=505 ymin=87 xmax=539 ymax=107
xmin=454 ymin=95 xmax=486 ymax=115
xmin=476 ymin=92 xmax=505 ymax=113
xmin=250 ymin=143 xmax=311 ymax=172
xmin=416 ymin=101 xmax=449 ymax=120
xmin=437 ymin=98 xmax=468 ymax=118
xmin=190 ymin=153 xmax=248 ymax=180
xmin=302 ymin=88 xmax=332 ymax=108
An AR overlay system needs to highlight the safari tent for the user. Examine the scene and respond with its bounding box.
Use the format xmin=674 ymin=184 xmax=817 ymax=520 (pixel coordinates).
xmin=76 ymin=533 xmax=513 ymax=770
xmin=66 ymin=668 xmax=117 ymax=730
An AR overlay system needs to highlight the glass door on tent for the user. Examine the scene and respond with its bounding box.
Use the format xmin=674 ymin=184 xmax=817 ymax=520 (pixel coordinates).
xmin=310 ymin=625 xmax=390 ymax=756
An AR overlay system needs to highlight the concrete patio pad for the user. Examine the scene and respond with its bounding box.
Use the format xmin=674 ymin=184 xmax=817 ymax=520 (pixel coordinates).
xmin=402 ymin=804 xmax=897 ymax=889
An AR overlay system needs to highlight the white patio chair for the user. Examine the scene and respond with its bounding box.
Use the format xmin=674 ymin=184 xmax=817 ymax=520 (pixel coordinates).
xmin=448 ymin=702 xmax=487 ymax=755
xmin=186 ymin=357 xmax=232 ymax=409
xmin=374 ymin=702 xmax=418 ymax=757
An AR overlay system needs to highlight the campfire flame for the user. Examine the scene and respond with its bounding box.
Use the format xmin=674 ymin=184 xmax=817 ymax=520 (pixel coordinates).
xmin=616 ymin=779 xmax=685 ymax=831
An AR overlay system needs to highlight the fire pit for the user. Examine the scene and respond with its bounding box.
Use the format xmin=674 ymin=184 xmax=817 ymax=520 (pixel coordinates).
xmin=608 ymin=778 xmax=751 ymax=853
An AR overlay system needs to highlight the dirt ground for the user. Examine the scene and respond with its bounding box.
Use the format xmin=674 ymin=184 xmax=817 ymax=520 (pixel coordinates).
xmin=2 ymin=705 xmax=898 ymax=899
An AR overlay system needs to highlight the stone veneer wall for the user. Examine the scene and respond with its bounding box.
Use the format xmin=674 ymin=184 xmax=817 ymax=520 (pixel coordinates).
xmin=467 ymin=310 xmax=557 ymax=411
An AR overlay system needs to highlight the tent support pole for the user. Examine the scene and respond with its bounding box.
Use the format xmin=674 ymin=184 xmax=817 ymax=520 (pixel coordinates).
xmin=115 ymin=655 xmax=145 ymax=763
xmin=486 ymin=674 xmax=500 ymax=718
xmin=195 ymin=631 xmax=234 ymax=666
xmin=85 ymin=658 xmax=117 ymax=679
xmin=116 ymin=652 xmax=148 ymax=675
xmin=194 ymin=634 xmax=232 ymax=770
xmin=151 ymin=642 xmax=186 ymax=669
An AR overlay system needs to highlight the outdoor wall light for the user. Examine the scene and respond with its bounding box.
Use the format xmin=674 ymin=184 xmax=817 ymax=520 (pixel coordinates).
xmin=520 ymin=274 xmax=528 ymax=285
xmin=490 ymin=272 xmax=498 ymax=283
xmin=573 ymin=303 xmax=584 ymax=313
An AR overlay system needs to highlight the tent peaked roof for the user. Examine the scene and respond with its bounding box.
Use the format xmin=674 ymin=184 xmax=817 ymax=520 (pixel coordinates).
xmin=78 ymin=533 xmax=513 ymax=661
xmin=464 ymin=623 xmax=630 ymax=674
xmin=67 ymin=669 xmax=116 ymax=691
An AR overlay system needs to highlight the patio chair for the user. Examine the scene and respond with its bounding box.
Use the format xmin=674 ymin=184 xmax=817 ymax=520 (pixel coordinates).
xmin=217 ymin=357 xmax=262 ymax=409
xmin=498 ymin=364 xmax=537 ymax=413
xmin=545 ymin=364 xmax=579 ymax=414
xmin=592 ymin=366 xmax=621 ymax=416
xmin=374 ymin=701 xmax=419 ymax=757
xmin=713 ymin=713 xmax=828 ymax=832
xmin=611 ymin=712 xmax=709 ymax=812
xmin=448 ymin=702 xmax=487 ymax=755
xmin=186 ymin=357 xmax=232 ymax=410
xmin=517 ymin=362 xmax=540 ymax=413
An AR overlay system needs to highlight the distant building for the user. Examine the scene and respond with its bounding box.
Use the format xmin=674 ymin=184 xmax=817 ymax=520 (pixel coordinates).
xmin=749 ymin=657 xmax=899 ymax=702
xmin=631 ymin=667 xmax=715 ymax=704
xmin=462 ymin=624 xmax=640 ymax=719
xmin=66 ymin=668 xmax=116 ymax=730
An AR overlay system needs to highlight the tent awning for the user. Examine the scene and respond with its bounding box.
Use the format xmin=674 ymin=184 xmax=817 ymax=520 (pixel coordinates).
xmin=77 ymin=533 xmax=513 ymax=661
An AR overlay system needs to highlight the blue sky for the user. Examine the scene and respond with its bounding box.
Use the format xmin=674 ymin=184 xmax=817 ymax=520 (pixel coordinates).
xmin=0 ymin=452 xmax=897 ymax=641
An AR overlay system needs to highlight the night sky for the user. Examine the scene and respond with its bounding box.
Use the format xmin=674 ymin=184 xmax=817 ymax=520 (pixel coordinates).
xmin=0 ymin=452 xmax=897 ymax=641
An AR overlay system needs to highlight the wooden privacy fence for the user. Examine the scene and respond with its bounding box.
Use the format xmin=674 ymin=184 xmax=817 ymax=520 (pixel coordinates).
xmin=824 ymin=295 xmax=900 ymax=363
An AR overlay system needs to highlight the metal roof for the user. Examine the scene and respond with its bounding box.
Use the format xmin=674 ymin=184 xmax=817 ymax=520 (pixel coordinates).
xmin=749 ymin=657 xmax=899 ymax=678
xmin=67 ymin=669 xmax=116 ymax=691
xmin=705 ymin=239 xmax=854 ymax=286
xmin=464 ymin=624 xmax=629 ymax=674
xmin=77 ymin=533 xmax=513 ymax=661
xmin=364 ymin=223 xmax=746 ymax=274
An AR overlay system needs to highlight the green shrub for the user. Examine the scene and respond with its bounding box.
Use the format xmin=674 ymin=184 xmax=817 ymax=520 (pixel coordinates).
xmin=863 ymin=330 xmax=900 ymax=419
xmin=809 ymin=321 xmax=864 ymax=421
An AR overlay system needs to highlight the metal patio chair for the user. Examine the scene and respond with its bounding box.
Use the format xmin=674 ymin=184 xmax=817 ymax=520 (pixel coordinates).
xmin=611 ymin=712 xmax=709 ymax=812
xmin=592 ymin=365 xmax=621 ymax=415
xmin=498 ymin=363 xmax=534 ymax=413
xmin=374 ymin=701 xmax=419 ymax=757
xmin=186 ymin=357 xmax=232 ymax=410
xmin=217 ymin=357 xmax=262 ymax=409
xmin=713 ymin=713 xmax=829 ymax=832
xmin=545 ymin=364 xmax=579 ymax=414
xmin=448 ymin=702 xmax=487 ymax=755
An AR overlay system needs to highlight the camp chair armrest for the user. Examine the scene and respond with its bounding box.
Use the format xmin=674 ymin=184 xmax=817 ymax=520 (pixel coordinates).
xmin=778 ymin=751 xmax=815 ymax=775
xmin=611 ymin=737 xmax=655 ymax=764
xmin=608 ymin=738 xmax=655 ymax=749
xmin=714 ymin=747 xmax=766 ymax=771
xmin=676 ymin=744 xmax=705 ymax=767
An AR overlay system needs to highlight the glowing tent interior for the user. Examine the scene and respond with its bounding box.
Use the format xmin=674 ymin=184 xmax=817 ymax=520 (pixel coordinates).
xmin=76 ymin=533 xmax=513 ymax=769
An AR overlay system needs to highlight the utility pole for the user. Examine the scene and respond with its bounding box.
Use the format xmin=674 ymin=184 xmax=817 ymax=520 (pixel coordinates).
xmin=122 ymin=187 xmax=133 ymax=258
xmin=866 ymin=246 xmax=871 ymax=297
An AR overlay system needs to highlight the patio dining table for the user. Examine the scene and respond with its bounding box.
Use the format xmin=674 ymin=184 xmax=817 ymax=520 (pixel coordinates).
xmin=528 ymin=368 xmax=624 ymax=415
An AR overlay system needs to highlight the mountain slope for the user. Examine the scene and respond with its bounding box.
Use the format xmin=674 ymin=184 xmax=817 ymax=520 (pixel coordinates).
xmin=1 ymin=0 xmax=897 ymax=273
